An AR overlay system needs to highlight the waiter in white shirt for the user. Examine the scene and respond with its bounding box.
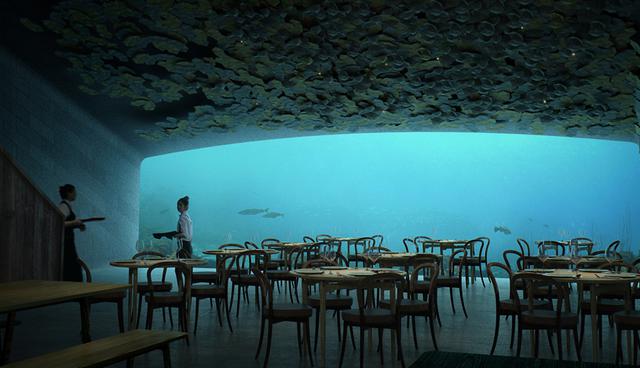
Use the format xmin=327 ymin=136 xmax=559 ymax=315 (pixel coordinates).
xmin=153 ymin=195 xmax=193 ymax=258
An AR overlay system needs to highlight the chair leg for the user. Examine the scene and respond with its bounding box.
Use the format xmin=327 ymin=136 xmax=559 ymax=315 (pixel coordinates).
xmin=162 ymin=307 xmax=166 ymax=323
xmin=162 ymin=345 xmax=171 ymax=368
xmin=255 ymin=318 xmax=265 ymax=359
xmin=304 ymin=321 xmax=314 ymax=367
xmin=378 ymin=328 xmax=384 ymax=365
xmin=136 ymin=293 xmax=143 ymax=328
xmin=229 ymin=283 xmax=236 ymax=311
xmin=314 ymin=310 xmax=320 ymax=352
xmin=458 ymin=286 xmax=468 ymax=318
xmin=479 ymin=263 xmax=486 ymax=287
xmin=429 ymin=314 xmax=439 ymax=351
xmin=546 ymin=330 xmax=555 ymax=355
xmin=215 ymin=298 xmax=223 ymax=327
xmin=579 ymin=313 xmax=585 ymax=349
xmin=225 ymin=298 xmax=233 ymax=332
xmin=556 ymin=328 xmax=563 ymax=361
xmin=350 ymin=325 xmax=357 ymax=350
xmin=145 ymin=305 xmax=153 ymax=330
xmin=448 ymin=287 xmax=456 ymax=314
xmin=412 ymin=315 xmax=418 ymax=350
xmin=236 ymin=286 xmax=241 ymax=317
xmin=616 ymin=325 xmax=623 ymax=365
xmin=598 ymin=315 xmax=603 ymax=349
xmin=117 ymin=299 xmax=125 ymax=333
xmin=490 ymin=312 xmax=500 ymax=355
xmin=397 ymin=322 xmax=405 ymax=368
xmin=573 ymin=328 xmax=581 ymax=362
xmin=516 ymin=324 xmax=522 ymax=357
xmin=359 ymin=327 xmax=365 ymax=368
xmin=193 ymin=299 xmax=200 ymax=335
xmin=633 ymin=330 xmax=639 ymax=366
xmin=339 ymin=322 xmax=348 ymax=368
xmin=263 ymin=321 xmax=273 ymax=368
xmin=510 ymin=316 xmax=516 ymax=349
xmin=296 ymin=322 xmax=302 ymax=357
xmin=337 ymin=311 xmax=342 ymax=342
xmin=534 ymin=330 xmax=539 ymax=358
xmin=168 ymin=307 xmax=173 ymax=328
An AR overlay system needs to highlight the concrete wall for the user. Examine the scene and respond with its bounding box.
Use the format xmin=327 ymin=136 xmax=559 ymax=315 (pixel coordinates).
xmin=0 ymin=48 xmax=142 ymax=269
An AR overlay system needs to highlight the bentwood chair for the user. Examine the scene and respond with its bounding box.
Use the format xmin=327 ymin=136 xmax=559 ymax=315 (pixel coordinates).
xmin=372 ymin=234 xmax=384 ymax=248
xmin=403 ymin=238 xmax=419 ymax=253
xmin=569 ymin=238 xmax=594 ymax=256
xmin=503 ymin=250 xmax=525 ymax=272
xmin=381 ymin=262 xmax=439 ymax=350
xmin=266 ymin=244 xmax=302 ymax=303
xmin=191 ymin=253 xmax=235 ymax=334
xmin=591 ymin=240 xmax=622 ymax=258
xmin=451 ymin=238 xmax=484 ymax=287
xmin=613 ymin=283 xmax=640 ymax=365
xmin=303 ymin=236 xmax=316 ymax=243
xmin=512 ymin=273 xmax=581 ymax=361
xmin=132 ymin=251 xmax=172 ymax=328
xmin=459 ymin=237 xmax=490 ymax=287
xmin=438 ymin=249 xmax=468 ymax=318
xmin=230 ymin=249 xmax=263 ymax=317
xmin=253 ymin=263 xmax=314 ymax=368
xmin=538 ymin=241 xmax=566 ymax=256
xmin=517 ymin=238 xmax=542 ymax=269
xmin=145 ymin=261 xmax=191 ymax=333
xmin=348 ymin=237 xmax=375 ymax=268
xmin=77 ymin=258 xmax=125 ymax=333
xmin=339 ymin=273 xmax=406 ymax=368
xmin=487 ymin=263 xmax=551 ymax=355
xmin=261 ymin=238 xmax=285 ymax=269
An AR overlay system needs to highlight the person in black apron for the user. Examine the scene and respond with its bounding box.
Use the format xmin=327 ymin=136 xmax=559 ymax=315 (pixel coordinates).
xmin=59 ymin=184 xmax=85 ymax=281
xmin=153 ymin=196 xmax=193 ymax=258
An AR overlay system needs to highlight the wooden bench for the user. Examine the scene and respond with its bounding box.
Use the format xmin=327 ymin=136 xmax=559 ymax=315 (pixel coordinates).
xmin=4 ymin=330 xmax=186 ymax=368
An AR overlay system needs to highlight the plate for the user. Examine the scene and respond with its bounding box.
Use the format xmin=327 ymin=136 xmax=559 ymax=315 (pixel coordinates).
xmin=321 ymin=266 xmax=347 ymax=270
xmin=601 ymin=273 xmax=638 ymax=279
xmin=350 ymin=271 xmax=375 ymax=277
xmin=577 ymin=269 xmax=608 ymax=273
xmin=295 ymin=269 xmax=324 ymax=275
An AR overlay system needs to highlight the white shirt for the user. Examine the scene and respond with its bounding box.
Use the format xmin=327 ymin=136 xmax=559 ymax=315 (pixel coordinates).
xmin=59 ymin=201 xmax=72 ymax=218
xmin=177 ymin=211 xmax=193 ymax=242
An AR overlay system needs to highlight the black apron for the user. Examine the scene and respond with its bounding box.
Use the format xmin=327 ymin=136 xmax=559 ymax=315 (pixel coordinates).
xmin=61 ymin=201 xmax=82 ymax=281
xmin=176 ymin=216 xmax=192 ymax=259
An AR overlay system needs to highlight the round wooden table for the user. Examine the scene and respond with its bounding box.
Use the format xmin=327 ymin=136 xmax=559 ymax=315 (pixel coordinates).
xmin=110 ymin=258 xmax=207 ymax=329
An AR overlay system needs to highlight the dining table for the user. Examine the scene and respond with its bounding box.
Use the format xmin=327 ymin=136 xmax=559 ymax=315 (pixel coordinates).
xmin=293 ymin=266 xmax=406 ymax=367
xmin=514 ymin=268 xmax=640 ymax=362
xmin=109 ymin=258 xmax=207 ymax=329
xmin=0 ymin=280 xmax=130 ymax=364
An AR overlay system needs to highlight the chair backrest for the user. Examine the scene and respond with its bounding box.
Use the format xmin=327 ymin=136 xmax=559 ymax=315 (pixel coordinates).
xmin=409 ymin=263 xmax=438 ymax=313
xmin=303 ymin=236 xmax=316 ymax=243
xmin=516 ymin=238 xmax=531 ymax=257
xmin=537 ymin=241 xmax=565 ymax=256
xmin=486 ymin=262 xmax=513 ymax=311
xmin=569 ymin=238 xmax=594 ymax=255
xmin=219 ymin=243 xmax=245 ymax=250
xmin=244 ymin=241 xmax=259 ymax=249
xmin=511 ymin=273 xmax=568 ymax=317
xmin=502 ymin=250 xmax=524 ymax=272
xmin=132 ymin=251 xmax=165 ymax=260
xmin=77 ymin=258 xmax=92 ymax=282
xmin=599 ymin=260 xmax=636 ymax=273
xmin=215 ymin=254 xmax=238 ymax=289
xmin=261 ymin=238 xmax=281 ymax=249
xmin=371 ymin=235 xmax=384 ymax=248
xmin=146 ymin=261 xmax=191 ymax=300
xmin=477 ymin=237 xmax=491 ymax=260
xmin=414 ymin=236 xmax=433 ymax=252
xmin=403 ymin=238 xmax=418 ymax=253
xmin=449 ymin=248 xmax=467 ymax=277
xmin=301 ymin=258 xmax=337 ymax=269
xmin=607 ymin=240 xmax=621 ymax=253
xmin=350 ymin=237 xmax=375 ymax=258
xmin=234 ymin=249 xmax=268 ymax=275
xmin=291 ymin=243 xmax=323 ymax=270
xmin=542 ymin=257 xmax=571 ymax=269
xmin=352 ymin=273 xmax=405 ymax=322
xmin=252 ymin=265 xmax=274 ymax=315
xmin=315 ymin=234 xmax=333 ymax=242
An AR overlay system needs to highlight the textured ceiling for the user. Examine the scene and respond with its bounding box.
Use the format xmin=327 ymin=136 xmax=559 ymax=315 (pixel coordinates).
xmin=7 ymin=0 xmax=640 ymax=153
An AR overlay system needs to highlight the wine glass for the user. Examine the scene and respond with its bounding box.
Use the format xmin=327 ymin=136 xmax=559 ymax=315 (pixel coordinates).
xmin=367 ymin=250 xmax=381 ymax=268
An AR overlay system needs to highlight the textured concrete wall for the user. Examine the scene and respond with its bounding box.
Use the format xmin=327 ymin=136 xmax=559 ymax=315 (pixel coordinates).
xmin=0 ymin=48 xmax=142 ymax=269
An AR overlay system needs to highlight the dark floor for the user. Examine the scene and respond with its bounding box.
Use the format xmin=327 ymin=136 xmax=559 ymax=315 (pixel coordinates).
xmin=6 ymin=268 xmax=627 ymax=367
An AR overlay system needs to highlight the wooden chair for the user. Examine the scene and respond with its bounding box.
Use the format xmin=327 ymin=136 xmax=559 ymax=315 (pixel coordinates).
xmin=568 ymin=238 xmax=594 ymax=255
xmin=372 ymin=234 xmax=384 ymax=248
xmin=517 ymin=238 xmax=542 ymax=269
xmin=347 ymin=237 xmax=375 ymax=268
xmin=253 ymin=262 xmax=313 ymax=368
xmin=132 ymin=251 xmax=172 ymax=328
xmin=266 ymin=244 xmax=302 ymax=304
xmin=503 ymin=250 xmax=524 ymax=272
xmin=261 ymin=238 xmax=285 ymax=269
xmin=437 ymin=249 xmax=468 ymax=318
xmin=402 ymin=238 xmax=418 ymax=253
xmin=77 ymin=258 xmax=125 ymax=333
xmin=315 ymin=234 xmax=333 ymax=242
xmin=339 ymin=273 xmax=406 ymax=368
xmin=486 ymin=263 xmax=551 ymax=355
xmin=613 ymin=283 xmax=640 ymax=365
xmin=303 ymin=236 xmax=316 ymax=243
xmin=512 ymin=273 xmax=581 ymax=361
xmin=145 ymin=261 xmax=191 ymax=334
xmin=591 ymin=240 xmax=621 ymax=258
xmin=381 ymin=262 xmax=439 ymax=350
xmin=537 ymin=241 xmax=566 ymax=256
xmin=457 ymin=237 xmax=490 ymax=287
xmin=230 ymin=248 xmax=263 ymax=317
xmin=191 ymin=253 xmax=235 ymax=334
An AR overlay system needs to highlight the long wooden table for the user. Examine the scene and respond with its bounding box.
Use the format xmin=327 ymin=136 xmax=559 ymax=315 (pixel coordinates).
xmin=109 ymin=258 xmax=206 ymax=329
xmin=0 ymin=280 xmax=130 ymax=364
xmin=513 ymin=269 xmax=640 ymax=362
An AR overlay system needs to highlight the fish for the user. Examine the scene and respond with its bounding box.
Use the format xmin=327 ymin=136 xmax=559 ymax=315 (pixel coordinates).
xmin=262 ymin=211 xmax=284 ymax=218
xmin=494 ymin=226 xmax=512 ymax=235
xmin=543 ymin=224 xmax=549 ymax=228
xmin=238 ymin=208 xmax=269 ymax=215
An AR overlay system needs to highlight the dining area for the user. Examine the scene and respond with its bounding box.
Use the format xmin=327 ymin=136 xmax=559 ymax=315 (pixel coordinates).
xmin=3 ymin=234 xmax=639 ymax=368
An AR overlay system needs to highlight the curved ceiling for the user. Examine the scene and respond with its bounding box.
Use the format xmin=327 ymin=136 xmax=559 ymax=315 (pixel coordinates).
xmin=3 ymin=0 xmax=640 ymax=155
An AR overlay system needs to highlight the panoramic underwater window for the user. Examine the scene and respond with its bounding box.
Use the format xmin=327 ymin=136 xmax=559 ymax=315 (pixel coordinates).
xmin=139 ymin=132 xmax=640 ymax=262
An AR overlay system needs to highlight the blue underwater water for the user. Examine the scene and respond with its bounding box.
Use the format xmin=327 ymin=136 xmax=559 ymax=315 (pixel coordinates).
xmin=139 ymin=132 xmax=640 ymax=261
